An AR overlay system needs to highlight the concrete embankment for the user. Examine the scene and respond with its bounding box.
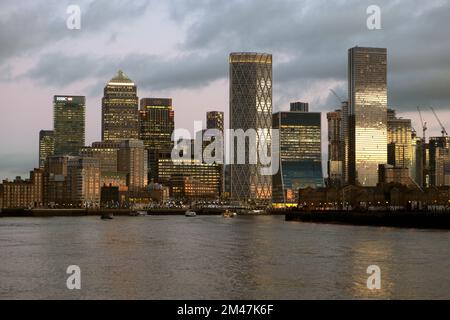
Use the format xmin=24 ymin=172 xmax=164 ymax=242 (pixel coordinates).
xmin=285 ymin=210 xmax=450 ymax=230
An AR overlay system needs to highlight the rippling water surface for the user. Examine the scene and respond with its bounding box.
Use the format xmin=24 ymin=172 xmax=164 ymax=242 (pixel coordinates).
xmin=1 ymin=215 xmax=449 ymax=299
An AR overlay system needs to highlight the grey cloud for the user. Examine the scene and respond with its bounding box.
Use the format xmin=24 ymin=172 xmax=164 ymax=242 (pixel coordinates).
xmin=25 ymin=51 xmax=227 ymax=93
xmin=165 ymin=0 xmax=450 ymax=111
xmin=0 ymin=0 xmax=152 ymax=62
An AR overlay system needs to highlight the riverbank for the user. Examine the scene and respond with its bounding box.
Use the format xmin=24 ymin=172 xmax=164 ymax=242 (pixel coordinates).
xmin=285 ymin=210 xmax=450 ymax=230
xmin=0 ymin=208 xmax=286 ymax=217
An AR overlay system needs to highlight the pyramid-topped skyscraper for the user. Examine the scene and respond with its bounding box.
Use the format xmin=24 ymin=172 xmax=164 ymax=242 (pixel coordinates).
xmin=102 ymin=70 xmax=139 ymax=142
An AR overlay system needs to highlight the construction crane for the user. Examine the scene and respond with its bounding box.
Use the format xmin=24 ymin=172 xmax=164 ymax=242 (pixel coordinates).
xmin=430 ymin=107 xmax=449 ymax=137
xmin=330 ymin=89 xmax=345 ymax=104
xmin=417 ymin=106 xmax=428 ymax=141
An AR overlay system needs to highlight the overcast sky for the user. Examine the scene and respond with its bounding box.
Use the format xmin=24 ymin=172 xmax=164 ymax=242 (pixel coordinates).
xmin=1 ymin=0 xmax=449 ymax=179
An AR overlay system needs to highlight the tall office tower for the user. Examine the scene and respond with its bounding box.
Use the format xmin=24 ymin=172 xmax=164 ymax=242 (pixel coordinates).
xmin=387 ymin=109 xmax=412 ymax=169
xmin=290 ymin=102 xmax=309 ymax=112
xmin=429 ymin=137 xmax=450 ymax=187
xmin=229 ymin=52 xmax=273 ymax=202
xmin=411 ymin=131 xmax=424 ymax=187
xmin=67 ymin=157 xmax=101 ymax=207
xmin=39 ymin=130 xmax=54 ymax=169
xmin=102 ymin=71 xmax=139 ymax=142
xmin=53 ymin=96 xmax=85 ymax=156
xmin=207 ymin=111 xmax=225 ymax=132
xmin=139 ymin=98 xmax=175 ymax=182
xmin=338 ymin=101 xmax=350 ymax=184
xmin=117 ymin=140 xmax=148 ymax=191
xmin=272 ymin=108 xmax=323 ymax=204
xmin=327 ymin=110 xmax=343 ymax=187
xmin=348 ymin=47 xmax=388 ymax=186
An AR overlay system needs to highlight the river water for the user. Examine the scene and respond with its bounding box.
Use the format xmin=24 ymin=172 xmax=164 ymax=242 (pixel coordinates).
xmin=0 ymin=215 xmax=449 ymax=299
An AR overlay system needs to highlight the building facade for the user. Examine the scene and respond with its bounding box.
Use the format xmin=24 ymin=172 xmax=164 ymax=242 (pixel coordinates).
xmin=102 ymin=71 xmax=139 ymax=142
xmin=0 ymin=169 xmax=44 ymax=209
xmin=67 ymin=157 xmax=101 ymax=207
xmin=327 ymin=110 xmax=343 ymax=187
xmin=429 ymin=136 xmax=450 ymax=187
xmin=229 ymin=52 xmax=273 ymax=202
xmin=272 ymin=107 xmax=323 ymax=204
xmin=53 ymin=96 xmax=85 ymax=156
xmin=206 ymin=111 xmax=224 ymax=132
xmin=117 ymin=140 xmax=148 ymax=191
xmin=139 ymin=98 xmax=175 ymax=182
xmin=348 ymin=47 xmax=388 ymax=186
xmin=387 ymin=109 xmax=412 ymax=170
xmin=39 ymin=130 xmax=54 ymax=169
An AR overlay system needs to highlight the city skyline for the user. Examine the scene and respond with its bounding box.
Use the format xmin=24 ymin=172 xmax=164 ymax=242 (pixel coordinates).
xmin=1 ymin=0 xmax=450 ymax=179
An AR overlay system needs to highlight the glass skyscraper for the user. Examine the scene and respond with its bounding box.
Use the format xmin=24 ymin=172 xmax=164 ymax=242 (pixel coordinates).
xmin=229 ymin=52 xmax=273 ymax=202
xmin=102 ymin=71 xmax=139 ymax=142
xmin=272 ymin=106 xmax=323 ymax=204
xmin=139 ymin=98 xmax=175 ymax=182
xmin=348 ymin=47 xmax=388 ymax=186
xmin=39 ymin=130 xmax=54 ymax=169
xmin=53 ymin=96 xmax=85 ymax=156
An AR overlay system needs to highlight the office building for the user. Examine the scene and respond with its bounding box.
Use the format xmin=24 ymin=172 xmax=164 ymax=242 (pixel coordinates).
xmin=229 ymin=52 xmax=273 ymax=202
xmin=67 ymin=157 xmax=101 ymax=207
xmin=117 ymin=140 xmax=148 ymax=191
xmin=157 ymin=157 xmax=222 ymax=199
xmin=327 ymin=110 xmax=343 ymax=187
xmin=39 ymin=130 xmax=54 ymax=169
xmin=429 ymin=136 xmax=450 ymax=187
xmin=139 ymin=98 xmax=175 ymax=182
xmin=207 ymin=111 xmax=224 ymax=132
xmin=387 ymin=109 xmax=412 ymax=169
xmin=102 ymin=71 xmax=139 ymax=142
xmin=272 ymin=106 xmax=323 ymax=204
xmin=53 ymin=96 xmax=85 ymax=156
xmin=348 ymin=47 xmax=388 ymax=186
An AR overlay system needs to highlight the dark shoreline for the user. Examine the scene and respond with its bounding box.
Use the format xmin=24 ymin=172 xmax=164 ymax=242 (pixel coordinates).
xmin=0 ymin=208 xmax=286 ymax=217
xmin=285 ymin=210 xmax=450 ymax=230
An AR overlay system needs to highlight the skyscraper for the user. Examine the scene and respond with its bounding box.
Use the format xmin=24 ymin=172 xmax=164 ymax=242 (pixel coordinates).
xmin=229 ymin=52 xmax=273 ymax=202
xmin=206 ymin=111 xmax=224 ymax=132
xmin=102 ymin=71 xmax=139 ymax=142
xmin=348 ymin=47 xmax=388 ymax=186
xmin=429 ymin=136 xmax=450 ymax=187
xmin=139 ymin=98 xmax=175 ymax=182
xmin=327 ymin=110 xmax=343 ymax=187
xmin=53 ymin=96 xmax=85 ymax=156
xmin=39 ymin=130 xmax=54 ymax=169
xmin=387 ymin=109 xmax=412 ymax=169
xmin=272 ymin=105 xmax=323 ymax=204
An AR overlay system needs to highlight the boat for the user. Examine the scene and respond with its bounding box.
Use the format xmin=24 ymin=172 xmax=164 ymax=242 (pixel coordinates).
xmin=185 ymin=210 xmax=197 ymax=217
xmin=101 ymin=213 xmax=114 ymax=220
xmin=223 ymin=210 xmax=237 ymax=218
xmin=129 ymin=211 xmax=147 ymax=217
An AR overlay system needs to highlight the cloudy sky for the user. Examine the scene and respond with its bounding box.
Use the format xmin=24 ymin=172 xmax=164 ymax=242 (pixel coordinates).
xmin=1 ymin=0 xmax=449 ymax=179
